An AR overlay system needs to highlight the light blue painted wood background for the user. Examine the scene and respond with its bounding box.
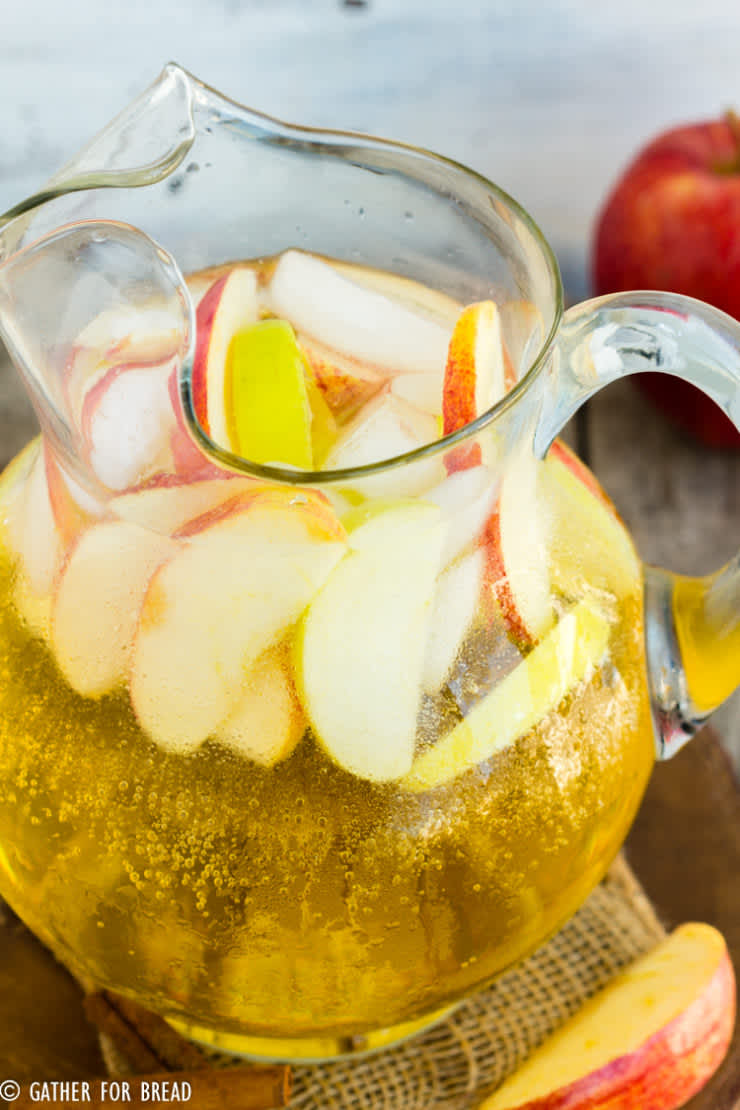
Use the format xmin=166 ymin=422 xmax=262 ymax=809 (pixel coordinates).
xmin=0 ymin=0 xmax=739 ymax=756
xmin=1 ymin=0 xmax=740 ymax=293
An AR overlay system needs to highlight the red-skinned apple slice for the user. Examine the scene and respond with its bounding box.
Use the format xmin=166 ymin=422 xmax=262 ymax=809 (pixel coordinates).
xmin=479 ymin=922 xmax=735 ymax=1110
xmin=130 ymin=487 xmax=346 ymax=753
xmin=81 ymin=359 xmax=176 ymax=491
xmin=111 ymin=474 xmax=256 ymax=536
xmin=191 ymin=267 xmax=259 ymax=446
xmin=268 ymin=250 xmax=451 ymax=375
xmin=441 ymin=303 xmax=551 ymax=645
xmin=443 ymin=301 xmax=507 ymax=434
xmin=425 ymin=464 xmax=499 ymax=568
xmin=484 ymin=443 xmax=553 ymax=647
xmin=548 ymin=439 xmax=616 ymax=513
xmin=215 ymin=645 xmax=306 ymax=766
xmin=299 ymin=334 xmax=387 ymax=421
xmin=52 ymin=520 xmax=178 ymax=697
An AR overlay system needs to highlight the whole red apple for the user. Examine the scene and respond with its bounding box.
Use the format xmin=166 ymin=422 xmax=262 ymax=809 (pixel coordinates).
xmin=591 ymin=112 xmax=740 ymax=448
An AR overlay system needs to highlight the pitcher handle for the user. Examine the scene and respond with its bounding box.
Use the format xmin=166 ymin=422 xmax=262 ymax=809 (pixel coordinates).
xmin=534 ymin=291 xmax=740 ymax=760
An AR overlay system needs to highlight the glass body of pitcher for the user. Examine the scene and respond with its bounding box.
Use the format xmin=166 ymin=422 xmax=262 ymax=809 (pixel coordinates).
xmin=0 ymin=65 xmax=738 ymax=1059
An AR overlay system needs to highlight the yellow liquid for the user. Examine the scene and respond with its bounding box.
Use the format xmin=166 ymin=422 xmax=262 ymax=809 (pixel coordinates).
xmin=0 ymin=260 xmax=656 ymax=1054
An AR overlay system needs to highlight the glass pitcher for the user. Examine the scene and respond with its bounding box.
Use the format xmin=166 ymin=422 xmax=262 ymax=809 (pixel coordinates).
xmin=0 ymin=64 xmax=737 ymax=1060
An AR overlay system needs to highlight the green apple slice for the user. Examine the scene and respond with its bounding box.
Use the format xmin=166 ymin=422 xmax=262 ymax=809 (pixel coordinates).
xmin=296 ymin=501 xmax=446 ymax=782
xmin=401 ymin=598 xmax=610 ymax=792
xmin=226 ymin=319 xmax=314 ymax=468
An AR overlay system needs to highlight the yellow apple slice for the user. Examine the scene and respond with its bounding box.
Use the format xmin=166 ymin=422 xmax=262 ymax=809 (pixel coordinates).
xmin=296 ymin=501 xmax=447 ymax=781
xmin=131 ymin=487 xmax=346 ymax=753
xmin=215 ymin=646 xmax=306 ymax=766
xmin=401 ymin=597 xmax=610 ymax=792
xmin=52 ymin=520 xmax=178 ymax=697
xmin=480 ymin=923 xmax=735 ymax=1110
xmin=543 ymin=446 xmax=640 ymax=603
xmin=267 ymin=250 xmax=451 ymax=375
xmin=3 ymin=441 xmax=62 ymax=597
xmin=226 ymin=319 xmax=314 ymax=468
xmin=303 ymin=370 xmax=337 ymax=466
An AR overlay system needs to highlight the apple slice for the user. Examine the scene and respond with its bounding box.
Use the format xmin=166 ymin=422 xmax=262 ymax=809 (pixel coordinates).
xmin=401 ymin=597 xmax=609 ymax=792
xmin=485 ymin=444 xmax=553 ymax=646
xmin=4 ymin=442 xmax=63 ymax=597
xmin=480 ymin=923 xmax=735 ymax=1110
xmin=331 ymin=261 xmax=463 ymax=325
xmin=422 ymin=546 xmax=485 ymax=693
xmin=299 ymin=334 xmax=387 ymax=421
xmin=443 ymin=301 xmax=507 ymax=434
xmin=191 ymin=267 xmax=259 ymax=445
xmin=322 ymin=391 xmax=443 ymax=497
xmin=52 ymin=520 xmax=178 ymax=697
xmin=498 ymin=298 xmax=545 ymax=387
xmin=390 ymin=368 xmax=444 ymax=415
xmin=81 ymin=359 xmax=176 ymax=491
xmin=296 ymin=501 xmax=447 ymax=781
xmin=225 ymin=319 xmax=314 ymax=468
xmin=543 ymin=447 xmax=640 ymax=603
xmin=267 ymin=250 xmax=452 ymax=375
xmin=111 ymin=475 xmax=256 ymax=536
xmin=215 ymin=646 xmax=306 ymax=766
xmin=425 ymin=464 xmax=499 ymax=568
xmin=130 ymin=488 xmax=346 ymax=753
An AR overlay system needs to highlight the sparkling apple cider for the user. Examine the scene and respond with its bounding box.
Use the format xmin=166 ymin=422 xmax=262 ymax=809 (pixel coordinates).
xmin=0 ymin=253 xmax=656 ymax=1055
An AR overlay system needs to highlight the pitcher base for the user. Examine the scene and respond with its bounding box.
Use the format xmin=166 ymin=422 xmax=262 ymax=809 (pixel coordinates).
xmin=167 ymin=1003 xmax=457 ymax=1063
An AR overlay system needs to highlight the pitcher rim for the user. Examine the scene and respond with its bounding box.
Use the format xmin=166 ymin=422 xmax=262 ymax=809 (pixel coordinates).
xmin=174 ymin=65 xmax=564 ymax=482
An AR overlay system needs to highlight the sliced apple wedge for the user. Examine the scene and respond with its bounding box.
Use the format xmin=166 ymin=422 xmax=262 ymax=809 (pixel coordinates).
xmin=296 ymin=501 xmax=447 ymax=782
xmin=112 ymin=475 xmax=256 ymax=536
xmin=401 ymin=598 xmax=610 ymax=792
xmin=215 ymin=646 xmax=306 ymax=766
xmin=130 ymin=488 xmax=346 ymax=753
xmin=543 ymin=447 xmax=640 ymax=603
xmin=443 ymin=301 xmax=507 ymax=435
xmin=82 ymin=360 xmax=176 ymax=491
xmin=485 ymin=443 xmax=553 ymax=646
xmin=267 ymin=250 xmax=451 ymax=375
xmin=480 ymin=923 xmax=735 ymax=1110
xmin=425 ymin=464 xmax=499 ymax=568
xmin=323 ymin=391 xmax=443 ymax=496
xmin=422 ymin=546 xmax=485 ymax=693
xmin=390 ymin=368 xmax=444 ymax=415
xmin=225 ymin=319 xmax=314 ymax=468
xmin=53 ymin=520 xmax=178 ymax=697
xmin=299 ymin=335 xmax=386 ymax=421
xmin=498 ymin=298 xmax=545 ymax=387
xmin=4 ymin=442 xmax=63 ymax=597
xmin=191 ymin=267 xmax=259 ymax=445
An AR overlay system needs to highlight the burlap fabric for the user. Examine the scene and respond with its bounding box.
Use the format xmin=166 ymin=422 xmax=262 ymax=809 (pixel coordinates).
xmin=99 ymin=853 xmax=666 ymax=1109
